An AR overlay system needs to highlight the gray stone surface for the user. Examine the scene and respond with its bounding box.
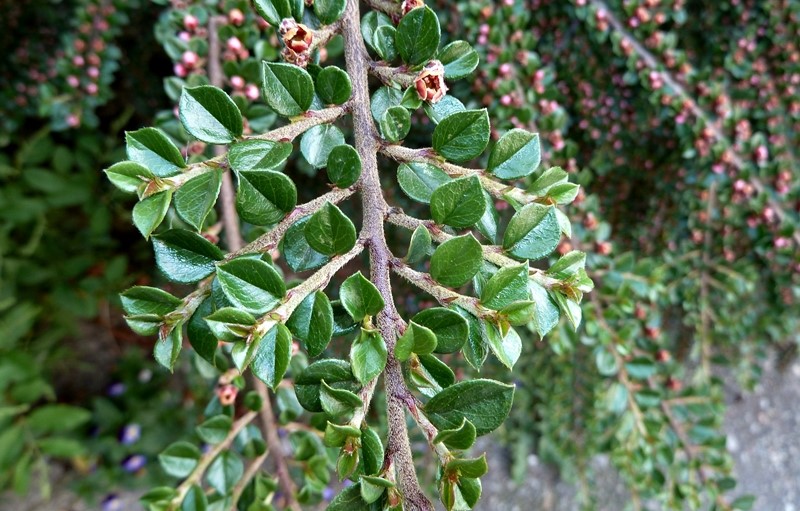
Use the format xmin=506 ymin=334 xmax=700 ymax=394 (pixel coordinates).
xmin=4 ymin=357 xmax=800 ymax=511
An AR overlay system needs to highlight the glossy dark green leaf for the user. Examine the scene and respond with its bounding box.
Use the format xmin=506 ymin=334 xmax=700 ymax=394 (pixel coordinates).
xmin=261 ymin=62 xmax=314 ymax=117
xmin=120 ymin=286 xmax=182 ymax=317
xmin=324 ymin=422 xmax=361 ymax=447
xmin=327 ymin=144 xmax=362 ymax=188
xmin=187 ymin=284 xmax=229 ymax=362
xmin=181 ymin=485 xmax=207 ymax=511
xmin=179 ymin=86 xmax=243 ymax=144
xmin=528 ymin=281 xmax=560 ymax=338
xmin=152 ymin=229 xmax=224 ymax=283
xmin=395 ymin=322 xmax=437 ymax=361
xmin=438 ymin=40 xmax=479 ymax=79
xmin=282 ymin=216 xmax=330 ymax=272
xmin=236 ymin=170 xmax=297 ymax=226
xmin=445 ymin=454 xmax=488 ymax=479
xmin=340 ymin=272 xmax=385 ymax=322
xmin=104 ymin=161 xmax=154 ymax=194
xmin=480 ymin=263 xmax=530 ymax=310
xmin=432 ymin=109 xmax=489 ymax=163
xmin=430 ymin=234 xmax=482 ymax=288
xmin=380 ymin=106 xmax=410 ymax=142
xmin=411 ymin=307 xmax=468 ymax=353
xmin=216 ymin=257 xmax=285 ymax=314
xmin=175 ymin=170 xmax=222 ymax=231
xmin=395 ymin=6 xmax=440 ymax=66
xmin=423 ymin=379 xmax=515 ymax=436
xmin=314 ymin=0 xmax=346 ymax=24
xmin=373 ymin=25 xmax=397 ymax=62
xmin=327 ymin=483 xmax=382 ymax=511
xmin=361 ymin=11 xmax=393 ymax=53
xmin=295 ymin=359 xmax=359 ymax=412
xmin=548 ymin=250 xmax=586 ymax=278
xmin=423 ymin=95 xmax=465 ymax=124
xmin=252 ymin=0 xmax=291 ymax=26
xmin=251 ymin=324 xmax=293 ymax=389
xmin=487 ymin=129 xmax=541 ymax=179
xmin=331 ymin=299 xmax=359 ymax=337
xmin=360 ymin=476 xmax=393 ymax=504
xmin=498 ymin=300 xmax=536 ymax=326
xmin=430 ymin=175 xmax=485 ymax=228
xmin=350 ymin=329 xmax=387 ymax=385
xmin=196 ymin=415 xmax=232 ymax=444
xmin=125 ymin=127 xmax=185 ymax=177
xmin=133 ymin=190 xmax=171 ymax=239
xmin=454 ymin=306 xmax=488 ymax=370
xmin=503 ymin=203 xmax=561 ymax=261
xmin=370 ymin=86 xmax=403 ymax=122
xmin=418 ymin=353 xmax=455 ymax=388
xmin=485 ymin=323 xmax=521 ymax=370
xmin=304 ymin=202 xmax=357 ymax=256
xmin=228 ymin=140 xmax=292 ymax=172
xmin=360 ymin=426 xmax=383 ymax=476
xmin=301 ymin=124 xmax=345 ymax=168
xmin=206 ymin=451 xmax=243 ymax=495
xmin=159 ymin=441 xmax=200 ymax=478
xmin=204 ymin=307 xmax=255 ymax=342
xmin=316 ymin=66 xmax=352 ymax=105
xmin=320 ymin=380 xmax=363 ymax=420
xmin=397 ymin=162 xmax=450 ymax=204
xmin=475 ymin=189 xmax=499 ymax=244
xmin=433 ymin=418 xmax=476 ymax=450
xmin=458 ymin=477 xmax=482 ymax=509
xmin=287 ymin=291 xmax=334 ymax=357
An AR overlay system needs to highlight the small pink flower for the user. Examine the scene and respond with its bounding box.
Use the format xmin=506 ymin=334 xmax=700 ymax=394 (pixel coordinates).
xmin=245 ymin=84 xmax=259 ymax=100
xmin=230 ymin=75 xmax=245 ymax=89
xmin=226 ymin=37 xmax=243 ymax=52
xmin=183 ymin=14 xmax=199 ymax=31
xmin=72 ymin=55 xmax=85 ymax=67
xmin=87 ymin=66 xmax=100 ymax=79
xmin=414 ymin=60 xmax=448 ymax=104
xmin=67 ymin=75 xmax=80 ymax=88
xmin=401 ymin=0 xmax=424 ymax=15
xmin=174 ymin=63 xmax=187 ymax=77
xmin=228 ymin=8 xmax=245 ymax=26
xmin=181 ymin=51 xmax=198 ymax=68
xmin=85 ymin=83 xmax=99 ymax=95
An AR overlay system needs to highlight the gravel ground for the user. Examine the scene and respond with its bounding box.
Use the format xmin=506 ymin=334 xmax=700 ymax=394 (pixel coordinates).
xmin=5 ymin=357 xmax=799 ymax=511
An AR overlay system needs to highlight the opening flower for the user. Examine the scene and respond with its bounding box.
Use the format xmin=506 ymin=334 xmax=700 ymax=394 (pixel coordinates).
xmin=414 ymin=60 xmax=448 ymax=104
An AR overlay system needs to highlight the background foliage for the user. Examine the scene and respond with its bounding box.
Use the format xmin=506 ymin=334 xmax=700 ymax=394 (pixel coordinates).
xmin=0 ymin=0 xmax=797 ymax=510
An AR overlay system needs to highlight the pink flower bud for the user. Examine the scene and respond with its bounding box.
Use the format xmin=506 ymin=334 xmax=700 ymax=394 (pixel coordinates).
xmin=85 ymin=83 xmax=99 ymax=95
xmin=181 ymin=51 xmax=198 ymax=67
xmin=230 ymin=75 xmax=245 ymax=89
xmin=178 ymin=31 xmax=191 ymax=42
xmin=87 ymin=66 xmax=100 ymax=79
xmin=226 ymin=37 xmax=243 ymax=53
xmin=73 ymin=55 xmax=85 ymax=67
xmin=183 ymin=14 xmax=199 ymax=31
xmin=245 ymin=84 xmax=259 ymax=100
xmin=67 ymin=75 xmax=80 ymax=88
xmin=174 ymin=63 xmax=187 ymax=77
xmin=229 ymin=8 xmax=245 ymax=26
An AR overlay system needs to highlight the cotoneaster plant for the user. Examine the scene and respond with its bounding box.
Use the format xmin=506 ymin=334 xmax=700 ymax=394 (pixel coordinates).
xmin=106 ymin=0 xmax=588 ymax=509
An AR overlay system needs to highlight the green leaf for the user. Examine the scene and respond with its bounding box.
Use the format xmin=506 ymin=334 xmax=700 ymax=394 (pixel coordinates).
xmin=380 ymin=106 xmax=411 ymax=142
xmin=332 ymin=300 xmax=359 ymax=337
xmin=175 ymin=170 xmax=222 ymax=231
xmin=181 ymin=485 xmax=208 ymax=511
xmin=228 ymin=140 xmax=293 ymax=172
xmin=625 ymin=357 xmax=657 ymax=380
xmin=314 ymin=0 xmax=346 ymax=24
xmin=261 ymin=62 xmax=314 ymax=117
xmin=547 ymin=250 xmax=586 ymax=278
xmin=487 ymin=129 xmax=541 ymax=179
xmin=236 ymin=169 xmax=297 ymax=226
xmin=217 ymin=258 xmax=285 ymax=314
xmin=324 ymin=422 xmax=361 ymax=447
xmin=187 ymin=287 xmax=228 ymax=363
xmin=395 ymin=6 xmax=441 ymax=66
xmin=133 ymin=190 xmax=172 ymax=239
xmin=206 ymin=451 xmax=243 ymax=495
xmin=529 ymin=166 xmax=568 ymax=195
xmin=126 ymin=127 xmax=185 ymax=177
xmin=179 ymin=86 xmax=243 ymax=144
xmin=528 ymin=280 xmax=560 ymax=337
xmin=27 ymin=405 xmax=90 ymax=434
xmin=424 ymin=95 xmax=465 ymax=124
xmin=104 ymin=161 xmax=154 ymax=194
xmin=430 ymin=175 xmax=485 ymax=228
xmin=395 ymin=322 xmax=437 ymax=361
xmin=37 ymin=437 xmax=86 ymax=457
xmin=327 ymin=483 xmax=380 ymax=511
xmin=295 ymin=359 xmax=359 ymax=412
xmin=282 ymin=216 xmax=330 ymax=272
xmin=360 ymin=426 xmax=384 ymax=476
xmin=547 ymin=182 xmax=580 ymax=204
xmin=423 ymin=379 xmax=515 ymax=436
xmin=350 ymin=329 xmax=388 ymax=385
xmin=361 ymin=11 xmax=393 ymax=53
xmin=485 ymin=323 xmax=521 ymax=370
xmin=480 ymin=263 xmax=530 ymax=310
xmin=301 ymin=124 xmax=345 ymax=169
xmin=370 ymin=86 xmax=403 ymax=123
xmin=316 ymin=66 xmax=352 ymax=105
xmin=445 ymin=454 xmax=488 ymax=479
xmin=154 ymin=326 xmax=183 ymax=371
xmin=406 ymin=225 xmax=432 ymax=263
xmin=320 ymin=380 xmax=363 ymax=420
xmin=252 ymin=0 xmax=292 ymax=26
xmin=196 ymin=415 xmax=232 ymax=444
xmin=416 ymin=353 xmax=456 ymax=391
xmin=159 ymin=441 xmax=201 ymax=478
xmin=455 ymin=306 xmax=488 ymax=370
xmin=397 ymin=162 xmax=450 ymax=204
xmin=503 ymin=203 xmax=561 ymax=261
xmin=430 ymin=234 xmax=482 ymax=287
xmin=304 ymin=202 xmax=357 ymax=256
xmin=438 ymin=41 xmax=479 ymax=79
xmin=251 ymin=324 xmax=293 ymax=389
xmin=432 ymin=109 xmax=490 ymax=163
xmin=327 ymin=144 xmax=362 ymax=188
xmin=411 ymin=307 xmax=468 ymax=353
xmin=458 ymin=477 xmax=482 ymax=509
xmin=475 ymin=189 xmax=499 ymax=244
xmin=287 ymin=291 xmax=334 ymax=357
xmin=204 ymin=307 xmax=255 ymax=342
xmin=401 ymin=86 xmax=424 ymax=109
xmin=120 ymin=286 xmax=182 ymax=317
xmin=152 ymin=229 xmax=224 ymax=283
xmin=498 ymin=300 xmax=536 ymax=326
xmin=433 ymin=418 xmax=476 ymax=450
xmin=373 ymin=25 xmax=398 ymax=61
xmin=340 ymin=272 xmax=385 ymax=322
xmin=360 ymin=476 xmax=392 ymax=504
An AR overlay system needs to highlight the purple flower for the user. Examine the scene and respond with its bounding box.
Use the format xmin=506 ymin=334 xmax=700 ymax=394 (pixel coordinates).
xmin=101 ymin=494 xmax=123 ymax=511
xmin=107 ymin=383 xmax=126 ymax=397
xmin=119 ymin=424 xmax=141 ymax=445
xmin=342 ymin=479 xmax=353 ymax=488
xmin=121 ymin=454 xmax=146 ymax=473
xmin=322 ymin=487 xmax=335 ymax=501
